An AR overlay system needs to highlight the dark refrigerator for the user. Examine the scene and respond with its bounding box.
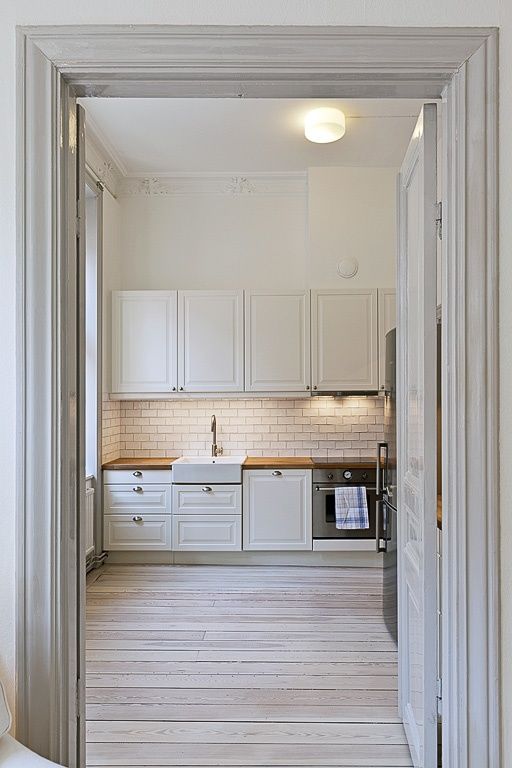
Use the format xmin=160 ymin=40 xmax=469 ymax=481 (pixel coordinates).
xmin=377 ymin=328 xmax=398 ymax=644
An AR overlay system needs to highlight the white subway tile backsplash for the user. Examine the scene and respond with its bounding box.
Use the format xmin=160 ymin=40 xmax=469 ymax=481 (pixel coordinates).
xmin=102 ymin=395 xmax=385 ymax=461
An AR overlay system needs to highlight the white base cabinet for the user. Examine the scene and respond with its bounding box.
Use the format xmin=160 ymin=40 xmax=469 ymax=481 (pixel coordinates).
xmin=172 ymin=483 xmax=242 ymax=551
xmin=104 ymin=514 xmax=171 ymax=551
xmin=243 ymin=469 xmax=312 ymax=551
xmin=173 ymin=514 xmax=241 ymax=551
xmin=103 ymin=471 xmax=172 ymax=551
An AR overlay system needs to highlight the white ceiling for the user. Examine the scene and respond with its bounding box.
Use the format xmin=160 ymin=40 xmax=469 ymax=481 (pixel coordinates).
xmin=80 ymin=97 xmax=426 ymax=174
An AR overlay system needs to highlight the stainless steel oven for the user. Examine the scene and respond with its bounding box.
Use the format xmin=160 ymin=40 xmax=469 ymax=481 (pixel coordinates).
xmin=312 ymin=467 xmax=378 ymax=540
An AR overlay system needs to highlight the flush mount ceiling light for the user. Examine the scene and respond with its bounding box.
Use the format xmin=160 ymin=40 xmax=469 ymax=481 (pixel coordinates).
xmin=304 ymin=107 xmax=346 ymax=143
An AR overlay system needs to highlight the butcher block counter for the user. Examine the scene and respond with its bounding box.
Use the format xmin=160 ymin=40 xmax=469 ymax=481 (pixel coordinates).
xmin=103 ymin=456 xmax=376 ymax=471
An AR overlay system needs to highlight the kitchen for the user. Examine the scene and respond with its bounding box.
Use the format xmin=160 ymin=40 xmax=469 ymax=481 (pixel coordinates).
xmin=82 ymin=97 xmax=431 ymax=767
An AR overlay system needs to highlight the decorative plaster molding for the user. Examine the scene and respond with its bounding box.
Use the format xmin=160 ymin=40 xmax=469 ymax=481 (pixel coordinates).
xmin=85 ymin=122 xmax=124 ymax=196
xmin=117 ymin=172 xmax=307 ymax=197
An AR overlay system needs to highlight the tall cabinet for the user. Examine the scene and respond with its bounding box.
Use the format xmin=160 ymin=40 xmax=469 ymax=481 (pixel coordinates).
xmin=311 ymin=289 xmax=378 ymax=392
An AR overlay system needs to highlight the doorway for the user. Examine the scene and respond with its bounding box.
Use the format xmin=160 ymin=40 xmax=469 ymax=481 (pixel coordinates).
xmin=79 ymin=93 xmax=434 ymax=767
xmin=16 ymin=25 xmax=499 ymax=768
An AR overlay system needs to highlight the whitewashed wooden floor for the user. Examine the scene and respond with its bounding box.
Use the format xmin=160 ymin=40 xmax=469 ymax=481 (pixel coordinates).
xmin=86 ymin=565 xmax=412 ymax=767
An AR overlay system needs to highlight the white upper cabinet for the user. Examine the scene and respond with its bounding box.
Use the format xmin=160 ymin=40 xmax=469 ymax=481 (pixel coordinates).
xmin=311 ymin=289 xmax=378 ymax=392
xmin=112 ymin=290 xmax=177 ymax=393
xmin=245 ymin=290 xmax=311 ymax=392
xmin=178 ymin=290 xmax=244 ymax=392
xmin=378 ymin=289 xmax=396 ymax=391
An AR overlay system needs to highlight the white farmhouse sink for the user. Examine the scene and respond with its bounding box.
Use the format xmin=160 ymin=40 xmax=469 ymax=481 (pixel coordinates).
xmin=172 ymin=456 xmax=247 ymax=484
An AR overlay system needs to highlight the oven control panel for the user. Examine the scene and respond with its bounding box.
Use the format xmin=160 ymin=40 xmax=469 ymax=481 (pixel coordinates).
xmin=312 ymin=467 xmax=376 ymax=485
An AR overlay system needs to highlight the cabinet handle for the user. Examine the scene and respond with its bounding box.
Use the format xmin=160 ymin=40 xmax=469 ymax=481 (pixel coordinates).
xmin=271 ymin=470 xmax=282 ymax=477
xmin=202 ymin=486 xmax=212 ymax=492
xmin=132 ymin=515 xmax=143 ymax=522
xmin=132 ymin=486 xmax=143 ymax=492
xmin=132 ymin=471 xmax=142 ymax=477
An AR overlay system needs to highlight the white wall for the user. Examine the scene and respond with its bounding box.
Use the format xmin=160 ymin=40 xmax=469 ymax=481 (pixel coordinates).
xmin=116 ymin=167 xmax=396 ymax=291
xmin=1 ymin=2 xmax=510 ymax=759
xmin=307 ymin=167 xmax=397 ymax=289
xmin=119 ymin=193 xmax=308 ymax=289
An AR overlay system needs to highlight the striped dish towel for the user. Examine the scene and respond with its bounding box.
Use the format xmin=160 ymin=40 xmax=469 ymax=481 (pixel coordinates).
xmin=334 ymin=486 xmax=369 ymax=529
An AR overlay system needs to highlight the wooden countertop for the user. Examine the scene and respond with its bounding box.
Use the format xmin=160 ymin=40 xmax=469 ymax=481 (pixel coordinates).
xmin=243 ymin=457 xmax=314 ymax=469
xmin=102 ymin=457 xmax=178 ymax=470
xmin=103 ymin=456 xmax=376 ymax=471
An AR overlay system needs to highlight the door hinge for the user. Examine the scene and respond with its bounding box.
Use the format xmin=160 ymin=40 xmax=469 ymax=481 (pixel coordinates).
xmin=435 ymin=201 xmax=443 ymax=241
xmin=436 ymin=676 xmax=442 ymax=716
xmin=75 ymin=214 xmax=81 ymax=238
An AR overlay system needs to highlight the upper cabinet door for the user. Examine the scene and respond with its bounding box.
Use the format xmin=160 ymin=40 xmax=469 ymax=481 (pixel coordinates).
xmin=112 ymin=291 xmax=177 ymax=393
xmin=311 ymin=289 xmax=378 ymax=391
xmin=378 ymin=289 xmax=397 ymax=391
xmin=245 ymin=290 xmax=311 ymax=392
xmin=178 ymin=290 xmax=244 ymax=392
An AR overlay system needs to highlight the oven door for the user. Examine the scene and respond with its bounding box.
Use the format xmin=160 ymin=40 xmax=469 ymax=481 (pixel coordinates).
xmin=312 ymin=483 xmax=377 ymax=539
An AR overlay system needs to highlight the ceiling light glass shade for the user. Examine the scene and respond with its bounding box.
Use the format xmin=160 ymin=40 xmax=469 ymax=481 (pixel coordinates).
xmin=304 ymin=108 xmax=346 ymax=143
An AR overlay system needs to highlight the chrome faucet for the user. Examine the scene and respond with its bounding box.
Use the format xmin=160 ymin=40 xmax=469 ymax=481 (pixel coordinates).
xmin=211 ymin=414 xmax=222 ymax=457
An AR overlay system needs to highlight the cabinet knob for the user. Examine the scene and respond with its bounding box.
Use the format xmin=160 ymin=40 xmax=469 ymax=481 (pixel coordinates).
xmin=202 ymin=486 xmax=212 ymax=492
xmin=172 ymin=386 xmax=177 ymax=392
xmin=271 ymin=470 xmax=282 ymax=477
xmin=179 ymin=386 xmax=184 ymax=391
xmin=132 ymin=515 xmax=143 ymax=522
xmin=313 ymin=385 xmax=318 ymax=390
xmin=132 ymin=470 xmax=142 ymax=477
xmin=132 ymin=486 xmax=143 ymax=492
xmin=306 ymin=385 xmax=310 ymax=390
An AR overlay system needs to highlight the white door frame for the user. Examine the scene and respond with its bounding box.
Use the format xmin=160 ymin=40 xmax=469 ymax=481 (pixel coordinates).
xmin=16 ymin=25 xmax=499 ymax=768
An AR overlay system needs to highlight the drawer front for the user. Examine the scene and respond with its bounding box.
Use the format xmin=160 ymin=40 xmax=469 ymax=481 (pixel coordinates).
xmin=104 ymin=484 xmax=171 ymax=515
xmin=104 ymin=514 xmax=171 ymax=551
xmin=172 ymin=514 xmax=241 ymax=551
xmin=172 ymin=484 xmax=241 ymax=515
xmin=103 ymin=469 xmax=172 ymax=485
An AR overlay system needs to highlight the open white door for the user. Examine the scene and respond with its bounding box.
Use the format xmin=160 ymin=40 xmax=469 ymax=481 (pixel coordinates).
xmin=397 ymin=104 xmax=438 ymax=768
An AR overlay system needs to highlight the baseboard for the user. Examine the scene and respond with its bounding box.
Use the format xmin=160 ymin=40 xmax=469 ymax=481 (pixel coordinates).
xmin=104 ymin=550 xmax=384 ymax=568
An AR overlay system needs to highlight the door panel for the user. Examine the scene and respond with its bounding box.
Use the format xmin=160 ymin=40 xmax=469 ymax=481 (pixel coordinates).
xmin=178 ymin=290 xmax=244 ymax=392
xmin=243 ymin=470 xmax=312 ymax=550
xmin=112 ymin=290 xmax=178 ymax=393
xmin=245 ymin=290 xmax=311 ymax=392
xmin=397 ymin=104 xmax=438 ymax=767
xmin=311 ymin=289 xmax=378 ymax=391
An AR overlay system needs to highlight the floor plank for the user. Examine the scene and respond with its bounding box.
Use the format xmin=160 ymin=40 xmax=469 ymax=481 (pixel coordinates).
xmin=86 ymin=564 xmax=411 ymax=767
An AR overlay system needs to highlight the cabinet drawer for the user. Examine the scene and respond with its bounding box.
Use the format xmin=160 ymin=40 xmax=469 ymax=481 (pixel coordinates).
xmin=104 ymin=484 xmax=171 ymax=515
xmin=104 ymin=514 xmax=171 ymax=551
xmin=172 ymin=514 xmax=241 ymax=551
xmin=172 ymin=484 xmax=241 ymax=515
xmin=103 ymin=469 xmax=172 ymax=485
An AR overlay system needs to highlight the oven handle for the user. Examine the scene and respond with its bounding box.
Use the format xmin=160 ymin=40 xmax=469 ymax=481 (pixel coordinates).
xmin=376 ymin=442 xmax=388 ymax=496
xmin=315 ymin=485 xmax=377 ymax=492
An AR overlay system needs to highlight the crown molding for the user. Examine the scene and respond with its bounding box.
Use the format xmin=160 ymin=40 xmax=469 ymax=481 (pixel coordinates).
xmin=85 ymin=121 xmax=125 ymax=196
xmin=117 ymin=171 xmax=307 ymax=197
